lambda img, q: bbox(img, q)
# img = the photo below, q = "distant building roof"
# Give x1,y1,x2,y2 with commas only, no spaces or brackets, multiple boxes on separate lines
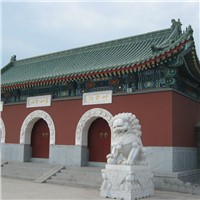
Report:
1,19,199,90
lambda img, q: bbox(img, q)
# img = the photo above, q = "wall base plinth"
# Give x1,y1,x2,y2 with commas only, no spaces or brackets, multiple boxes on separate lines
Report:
153,170,200,195
100,164,154,200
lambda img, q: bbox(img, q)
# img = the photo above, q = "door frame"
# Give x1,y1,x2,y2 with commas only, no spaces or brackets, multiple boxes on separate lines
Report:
31,118,50,159
75,108,113,146
20,110,55,162
75,108,113,165
88,117,111,163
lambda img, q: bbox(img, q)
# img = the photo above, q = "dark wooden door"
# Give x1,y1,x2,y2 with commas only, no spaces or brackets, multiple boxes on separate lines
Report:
31,119,50,158
88,118,111,162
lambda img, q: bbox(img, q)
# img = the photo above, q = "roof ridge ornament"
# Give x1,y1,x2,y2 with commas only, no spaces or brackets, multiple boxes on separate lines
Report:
10,55,17,63
186,25,193,35
171,19,182,31
151,19,182,53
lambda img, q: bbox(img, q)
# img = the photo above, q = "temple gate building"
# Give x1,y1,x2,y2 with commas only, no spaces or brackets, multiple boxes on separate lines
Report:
1,19,200,180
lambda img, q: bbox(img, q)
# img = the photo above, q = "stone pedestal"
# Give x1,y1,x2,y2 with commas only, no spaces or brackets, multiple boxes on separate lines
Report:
100,165,154,200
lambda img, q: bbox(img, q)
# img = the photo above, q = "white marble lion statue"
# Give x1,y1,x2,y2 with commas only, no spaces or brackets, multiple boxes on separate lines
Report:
106,113,146,165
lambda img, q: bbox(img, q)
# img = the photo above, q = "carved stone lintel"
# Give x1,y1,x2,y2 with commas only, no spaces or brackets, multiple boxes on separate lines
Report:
101,165,154,200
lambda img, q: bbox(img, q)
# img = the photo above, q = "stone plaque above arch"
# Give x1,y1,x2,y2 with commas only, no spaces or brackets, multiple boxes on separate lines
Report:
20,110,55,145
75,108,113,146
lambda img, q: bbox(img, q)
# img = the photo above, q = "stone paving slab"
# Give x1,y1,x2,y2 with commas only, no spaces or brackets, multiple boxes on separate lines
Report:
1,177,200,200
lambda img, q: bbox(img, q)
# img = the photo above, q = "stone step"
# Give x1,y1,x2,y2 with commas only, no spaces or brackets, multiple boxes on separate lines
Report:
63,166,102,173
53,172,102,182
1,167,49,172
50,174,102,185
58,168,102,175
45,166,103,189
1,167,54,176
2,162,54,169
0,161,58,181
1,161,103,189
1,173,37,181
1,169,51,175
2,164,50,169
1,170,47,179
2,170,51,177
46,178,101,189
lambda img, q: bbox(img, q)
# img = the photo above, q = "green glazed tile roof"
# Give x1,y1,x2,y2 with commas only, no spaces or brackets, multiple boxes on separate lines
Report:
1,19,198,89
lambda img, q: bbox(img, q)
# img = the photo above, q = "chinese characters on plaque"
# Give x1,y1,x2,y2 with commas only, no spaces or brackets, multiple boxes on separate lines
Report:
26,95,51,108
82,91,112,105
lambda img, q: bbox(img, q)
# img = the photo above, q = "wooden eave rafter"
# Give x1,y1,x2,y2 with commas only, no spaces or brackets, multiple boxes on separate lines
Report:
182,49,200,84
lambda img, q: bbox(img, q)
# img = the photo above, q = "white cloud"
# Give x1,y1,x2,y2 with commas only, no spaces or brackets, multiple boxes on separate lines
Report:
2,1,199,67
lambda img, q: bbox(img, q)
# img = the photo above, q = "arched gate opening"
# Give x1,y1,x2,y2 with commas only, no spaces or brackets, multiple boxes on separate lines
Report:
20,110,55,162
88,118,111,162
31,119,50,158
75,108,113,166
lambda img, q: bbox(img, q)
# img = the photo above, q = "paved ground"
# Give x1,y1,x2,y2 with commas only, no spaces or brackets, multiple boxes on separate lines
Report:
1,177,200,200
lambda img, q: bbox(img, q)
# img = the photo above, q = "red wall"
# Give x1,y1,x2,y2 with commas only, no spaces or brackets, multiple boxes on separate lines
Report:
107,92,173,146
172,92,200,147
3,91,199,147
2,91,174,147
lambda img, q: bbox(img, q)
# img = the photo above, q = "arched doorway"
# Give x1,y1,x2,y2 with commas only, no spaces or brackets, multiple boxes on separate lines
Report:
31,119,50,158
75,108,113,166
88,118,111,162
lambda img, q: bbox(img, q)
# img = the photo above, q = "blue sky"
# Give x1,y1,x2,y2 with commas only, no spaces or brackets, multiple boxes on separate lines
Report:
1,0,199,67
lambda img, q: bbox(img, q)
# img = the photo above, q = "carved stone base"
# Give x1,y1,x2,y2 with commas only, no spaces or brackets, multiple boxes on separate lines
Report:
100,165,154,200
